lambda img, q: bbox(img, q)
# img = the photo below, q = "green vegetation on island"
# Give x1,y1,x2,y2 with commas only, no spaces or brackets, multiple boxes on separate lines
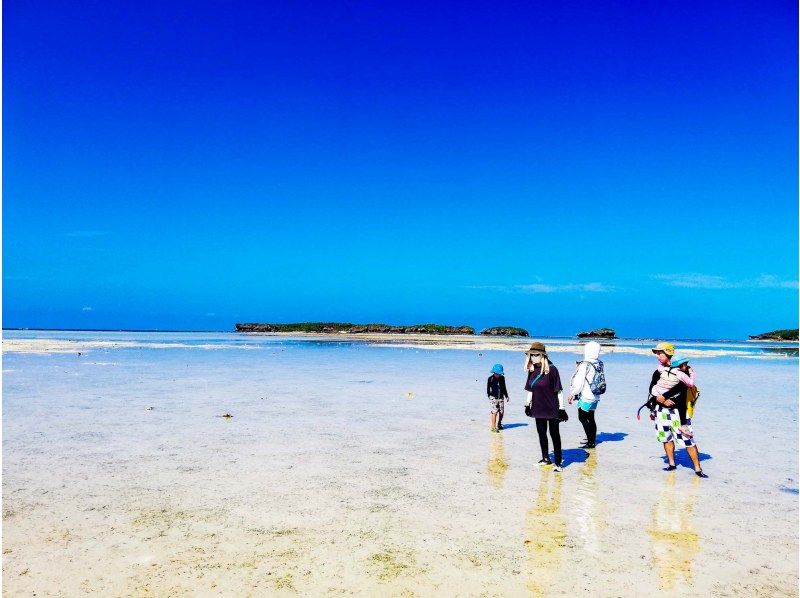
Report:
235,322,476,335
749,329,799,341
480,326,529,337
577,328,617,339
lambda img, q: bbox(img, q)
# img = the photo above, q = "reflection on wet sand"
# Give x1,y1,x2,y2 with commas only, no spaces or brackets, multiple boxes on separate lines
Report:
525,470,565,596
487,434,509,489
648,474,701,590
572,451,605,557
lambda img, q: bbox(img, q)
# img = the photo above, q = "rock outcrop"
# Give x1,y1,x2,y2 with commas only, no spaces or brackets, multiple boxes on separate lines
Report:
577,328,617,339
235,323,475,335
748,329,798,341
480,327,529,337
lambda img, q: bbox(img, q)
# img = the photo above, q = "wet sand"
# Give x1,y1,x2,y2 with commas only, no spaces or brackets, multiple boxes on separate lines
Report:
3,333,798,596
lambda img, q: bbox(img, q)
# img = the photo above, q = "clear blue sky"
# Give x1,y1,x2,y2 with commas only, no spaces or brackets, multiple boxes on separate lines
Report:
4,1,798,338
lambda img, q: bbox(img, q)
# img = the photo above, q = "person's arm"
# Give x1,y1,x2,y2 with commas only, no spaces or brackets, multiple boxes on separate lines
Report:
674,368,696,388
569,363,588,398
500,377,509,401
487,377,491,397
658,385,682,408
649,370,675,407
656,395,675,407
551,366,563,395
551,366,567,413
648,370,661,395
524,371,533,406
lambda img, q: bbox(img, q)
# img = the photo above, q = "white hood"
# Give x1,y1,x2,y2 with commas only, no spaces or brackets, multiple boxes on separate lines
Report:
583,341,601,362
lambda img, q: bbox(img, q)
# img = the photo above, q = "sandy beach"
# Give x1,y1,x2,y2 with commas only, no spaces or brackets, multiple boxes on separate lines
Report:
3,331,798,596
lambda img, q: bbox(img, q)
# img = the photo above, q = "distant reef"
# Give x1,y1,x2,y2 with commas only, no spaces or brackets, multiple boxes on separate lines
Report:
235,322,475,335
577,328,617,339
749,329,798,341
480,326,529,337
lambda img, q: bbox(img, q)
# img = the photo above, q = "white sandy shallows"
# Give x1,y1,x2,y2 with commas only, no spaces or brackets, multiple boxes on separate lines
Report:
2,332,798,596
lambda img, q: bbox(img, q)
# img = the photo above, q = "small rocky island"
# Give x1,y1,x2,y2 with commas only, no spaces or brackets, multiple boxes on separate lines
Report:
236,322,475,335
577,328,617,339
480,327,529,337
748,329,799,341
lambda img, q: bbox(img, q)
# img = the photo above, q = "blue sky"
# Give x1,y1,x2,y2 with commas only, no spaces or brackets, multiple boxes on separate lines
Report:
4,1,797,338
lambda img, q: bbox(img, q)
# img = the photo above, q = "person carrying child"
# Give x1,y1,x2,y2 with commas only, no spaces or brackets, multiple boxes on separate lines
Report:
649,343,707,478
567,341,606,448
487,363,509,432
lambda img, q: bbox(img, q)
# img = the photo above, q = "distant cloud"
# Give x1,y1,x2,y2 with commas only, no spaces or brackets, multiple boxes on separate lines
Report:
468,282,614,294
655,273,798,290
752,275,800,289
65,231,112,238
81,306,93,312
517,282,613,293
654,273,729,289
206,312,217,317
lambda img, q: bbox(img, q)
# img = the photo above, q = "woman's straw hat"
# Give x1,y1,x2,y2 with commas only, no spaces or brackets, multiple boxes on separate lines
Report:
525,341,547,355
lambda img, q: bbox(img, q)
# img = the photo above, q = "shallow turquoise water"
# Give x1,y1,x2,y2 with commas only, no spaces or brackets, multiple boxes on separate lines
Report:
2,331,798,594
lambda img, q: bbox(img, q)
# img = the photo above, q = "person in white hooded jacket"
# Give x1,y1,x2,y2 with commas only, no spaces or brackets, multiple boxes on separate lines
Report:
567,341,604,449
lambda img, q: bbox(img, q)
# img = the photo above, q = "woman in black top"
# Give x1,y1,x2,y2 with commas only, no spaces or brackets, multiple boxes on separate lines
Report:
524,341,569,471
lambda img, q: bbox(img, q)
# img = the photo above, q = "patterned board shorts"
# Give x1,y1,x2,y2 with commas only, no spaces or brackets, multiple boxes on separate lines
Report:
489,397,505,415
654,405,695,447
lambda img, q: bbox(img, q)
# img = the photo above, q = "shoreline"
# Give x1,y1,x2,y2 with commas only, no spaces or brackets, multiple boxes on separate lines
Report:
3,327,798,344
2,331,797,360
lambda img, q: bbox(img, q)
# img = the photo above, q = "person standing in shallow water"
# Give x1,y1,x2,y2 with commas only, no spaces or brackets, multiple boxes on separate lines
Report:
568,341,605,449
649,343,707,478
524,342,569,472
486,363,509,432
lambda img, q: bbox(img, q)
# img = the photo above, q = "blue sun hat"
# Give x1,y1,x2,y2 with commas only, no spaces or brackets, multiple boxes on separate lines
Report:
491,364,505,375
671,354,690,368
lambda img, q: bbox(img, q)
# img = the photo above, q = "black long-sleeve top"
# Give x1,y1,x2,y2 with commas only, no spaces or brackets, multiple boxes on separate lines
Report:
487,374,509,399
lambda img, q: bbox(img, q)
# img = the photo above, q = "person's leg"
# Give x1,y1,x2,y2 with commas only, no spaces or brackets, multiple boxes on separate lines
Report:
586,410,597,445
686,445,702,471
490,410,497,431
578,408,590,440
663,441,676,468
677,421,703,474
497,400,504,429
535,418,550,461
549,419,562,465
656,406,677,469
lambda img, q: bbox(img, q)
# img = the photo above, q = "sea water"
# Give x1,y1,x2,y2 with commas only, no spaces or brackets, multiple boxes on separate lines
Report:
2,331,798,595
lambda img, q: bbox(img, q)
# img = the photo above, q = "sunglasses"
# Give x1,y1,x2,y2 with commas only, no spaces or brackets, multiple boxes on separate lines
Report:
528,353,542,357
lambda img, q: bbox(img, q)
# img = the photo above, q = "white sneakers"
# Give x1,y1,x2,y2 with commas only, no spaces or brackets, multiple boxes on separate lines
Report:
536,458,563,472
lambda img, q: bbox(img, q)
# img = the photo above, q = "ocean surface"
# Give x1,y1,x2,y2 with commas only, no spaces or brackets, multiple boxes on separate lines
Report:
2,330,798,595
3,329,798,360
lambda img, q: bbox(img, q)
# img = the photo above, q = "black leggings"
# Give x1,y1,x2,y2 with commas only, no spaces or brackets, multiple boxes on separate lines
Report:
578,409,597,444
535,418,561,464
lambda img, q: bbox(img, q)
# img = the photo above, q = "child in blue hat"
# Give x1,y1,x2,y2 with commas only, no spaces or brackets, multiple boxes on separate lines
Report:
487,364,509,432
